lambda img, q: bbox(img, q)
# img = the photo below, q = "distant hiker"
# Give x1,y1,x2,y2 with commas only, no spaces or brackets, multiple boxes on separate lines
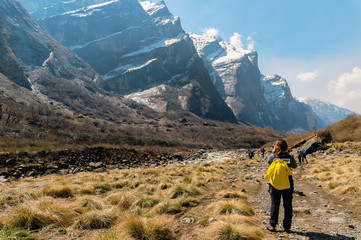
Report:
297,149,302,164
247,150,254,160
264,140,297,233
302,150,308,163
260,147,265,159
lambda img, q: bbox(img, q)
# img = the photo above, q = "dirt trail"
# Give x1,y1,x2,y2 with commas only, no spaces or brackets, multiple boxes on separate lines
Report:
252,157,361,240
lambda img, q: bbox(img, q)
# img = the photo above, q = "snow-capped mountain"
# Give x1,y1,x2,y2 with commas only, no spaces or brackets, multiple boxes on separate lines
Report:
21,0,236,123
0,0,149,121
190,32,324,132
296,97,355,126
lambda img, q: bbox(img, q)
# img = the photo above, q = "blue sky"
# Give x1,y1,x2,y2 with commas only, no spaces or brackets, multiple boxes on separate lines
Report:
164,0,361,113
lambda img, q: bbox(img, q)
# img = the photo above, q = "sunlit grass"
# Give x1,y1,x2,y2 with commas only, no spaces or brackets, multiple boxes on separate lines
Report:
0,154,268,239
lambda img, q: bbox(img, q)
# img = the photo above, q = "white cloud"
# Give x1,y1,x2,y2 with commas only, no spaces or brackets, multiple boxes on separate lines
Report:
246,36,255,50
203,27,219,37
328,67,361,111
230,32,243,49
296,71,319,82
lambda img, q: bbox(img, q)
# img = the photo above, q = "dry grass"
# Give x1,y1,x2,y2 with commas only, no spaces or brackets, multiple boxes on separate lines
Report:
207,220,264,240
0,157,269,239
75,209,118,229
118,214,176,240
208,200,255,216
303,142,361,215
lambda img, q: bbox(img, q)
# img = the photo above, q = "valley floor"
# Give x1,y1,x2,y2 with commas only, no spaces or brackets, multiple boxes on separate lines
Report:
0,148,360,239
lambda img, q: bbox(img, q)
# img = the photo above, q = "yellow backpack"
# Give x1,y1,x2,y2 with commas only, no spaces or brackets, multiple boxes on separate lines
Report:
264,159,292,190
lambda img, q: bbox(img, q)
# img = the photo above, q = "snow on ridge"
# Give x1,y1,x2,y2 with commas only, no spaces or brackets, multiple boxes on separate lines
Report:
262,74,287,87
104,58,158,80
121,32,186,58
69,26,142,50
57,0,119,18
261,75,289,104
42,51,54,67
124,58,158,73
139,0,166,15
62,0,76,3
190,32,252,65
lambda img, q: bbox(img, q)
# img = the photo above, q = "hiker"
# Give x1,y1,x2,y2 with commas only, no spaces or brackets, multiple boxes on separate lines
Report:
247,150,254,160
302,149,308,163
264,140,297,233
260,147,265,159
297,149,302,164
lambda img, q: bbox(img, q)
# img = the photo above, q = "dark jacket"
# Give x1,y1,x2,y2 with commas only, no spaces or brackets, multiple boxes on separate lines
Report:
267,153,297,169
267,153,297,191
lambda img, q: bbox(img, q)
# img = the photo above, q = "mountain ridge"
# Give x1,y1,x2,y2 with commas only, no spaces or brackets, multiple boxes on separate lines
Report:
190,31,325,133
9,0,357,133
29,0,237,123
296,96,356,127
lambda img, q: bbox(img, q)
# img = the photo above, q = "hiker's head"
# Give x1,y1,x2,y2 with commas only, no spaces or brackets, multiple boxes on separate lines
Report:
274,140,289,157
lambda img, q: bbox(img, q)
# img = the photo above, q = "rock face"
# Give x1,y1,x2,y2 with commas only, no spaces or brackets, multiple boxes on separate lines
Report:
25,0,236,122
190,33,324,132
0,0,147,120
296,97,355,126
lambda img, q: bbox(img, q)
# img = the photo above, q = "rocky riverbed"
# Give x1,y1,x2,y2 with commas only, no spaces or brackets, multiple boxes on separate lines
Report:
0,147,249,182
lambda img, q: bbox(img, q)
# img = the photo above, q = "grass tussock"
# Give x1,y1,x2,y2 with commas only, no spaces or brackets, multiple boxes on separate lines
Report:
209,201,255,216
5,206,56,230
43,185,74,198
0,155,267,239
76,209,118,229
219,191,248,200
208,221,264,240
136,198,160,208
170,185,200,199
156,202,183,215
118,214,176,240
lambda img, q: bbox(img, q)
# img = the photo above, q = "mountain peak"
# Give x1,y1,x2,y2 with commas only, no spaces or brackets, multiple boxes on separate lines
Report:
296,96,355,126
139,0,166,15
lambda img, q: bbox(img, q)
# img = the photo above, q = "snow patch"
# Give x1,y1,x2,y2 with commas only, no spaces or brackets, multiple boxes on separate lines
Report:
58,0,119,17
104,58,158,79
139,0,166,15
69,26,142,50
42,51,54,67
121,32,185,58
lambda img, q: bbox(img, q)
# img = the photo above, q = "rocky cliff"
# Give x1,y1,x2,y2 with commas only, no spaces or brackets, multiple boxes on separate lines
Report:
0,0,148,121
190,32,324,132
27,0,236,122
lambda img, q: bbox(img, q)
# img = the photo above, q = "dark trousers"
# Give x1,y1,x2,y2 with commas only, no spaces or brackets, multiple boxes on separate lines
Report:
269,185,293,229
